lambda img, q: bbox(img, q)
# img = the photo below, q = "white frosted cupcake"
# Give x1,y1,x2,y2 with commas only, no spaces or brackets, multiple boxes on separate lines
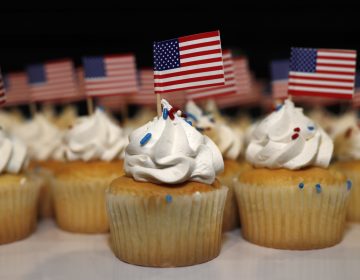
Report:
51,108,128,233
106,99,227,267
235,99,350,249
0,130,41,244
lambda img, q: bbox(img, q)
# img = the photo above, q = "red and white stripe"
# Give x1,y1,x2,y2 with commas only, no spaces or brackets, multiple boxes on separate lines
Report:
97,95,127,112
85,54,138,97
130,69,155,105
272,80,288,100
3,72,30,106
352,88,360,108
211,57,253,108
288,49,357,99
154,31,224,93
0,70,5,106
186,50,236,100
30,60,79,102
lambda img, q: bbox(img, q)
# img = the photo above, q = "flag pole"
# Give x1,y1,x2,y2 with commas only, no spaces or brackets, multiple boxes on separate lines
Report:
29,102,37,117
87,97,94,115
156,93,161,117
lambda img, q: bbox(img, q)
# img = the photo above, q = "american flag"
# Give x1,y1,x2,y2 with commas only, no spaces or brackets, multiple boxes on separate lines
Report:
271,60,289,100
153,31,225,93
27,59,78,102
186,49,236,100
83,54,138,97
0,69,5,106
288,48,357,99
3,72,30,106
211,57,253,108
353,74,360,108
130,69,155,105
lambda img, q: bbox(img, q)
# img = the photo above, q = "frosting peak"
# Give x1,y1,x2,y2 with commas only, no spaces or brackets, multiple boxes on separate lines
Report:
65,108,128,161
334,123,360,161
124,99,224,185
246,99,333,170
0,130,28,174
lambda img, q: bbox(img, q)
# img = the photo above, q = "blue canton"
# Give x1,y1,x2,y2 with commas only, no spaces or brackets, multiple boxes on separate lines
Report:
27,64,46,84
355,73,360,88
290,48,317,72
153,39,181,71
83,56,106,78
271,60,289,80
3,76,9,89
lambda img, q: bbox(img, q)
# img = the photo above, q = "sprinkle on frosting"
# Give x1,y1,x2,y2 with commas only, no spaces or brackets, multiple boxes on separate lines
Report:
308,126,315,131
140,133,152,146
275,104,283,111
163,108,168,120
298,182,304,189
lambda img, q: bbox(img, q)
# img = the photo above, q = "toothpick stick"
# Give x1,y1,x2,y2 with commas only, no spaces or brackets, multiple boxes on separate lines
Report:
156,93,161,117
87,97,94,115
29,103,37,117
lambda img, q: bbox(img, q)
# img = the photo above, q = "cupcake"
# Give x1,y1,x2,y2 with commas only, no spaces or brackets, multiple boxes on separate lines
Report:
186,100,247,231
333,121,360,222
0,130,41,244
12,114,67,218
106,99,227,267
51,108,128,233
234,99,351,249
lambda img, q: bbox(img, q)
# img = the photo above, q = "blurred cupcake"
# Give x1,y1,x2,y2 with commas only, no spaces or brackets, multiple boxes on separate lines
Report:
106,99,226,267
0,130,41,244
186,100,248,231
52,108,127,233
0,109,23,132
12,114,66,218
333,121,360,222
235,99,350,249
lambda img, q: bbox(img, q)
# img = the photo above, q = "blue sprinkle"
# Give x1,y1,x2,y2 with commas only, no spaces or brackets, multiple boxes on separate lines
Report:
186,120,192,126
298,182,304,189
315,184,321,194
165,194,172,203
209,118,215,123
186,112,198,121
140,133,152,146
163,108,168,120
347,180,352,191
275,104,283,111
97,106,105,111
308,126,315,131
196,127,204,132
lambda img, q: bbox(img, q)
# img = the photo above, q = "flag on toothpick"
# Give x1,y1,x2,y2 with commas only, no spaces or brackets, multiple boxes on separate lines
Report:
186,49,236,100
288,48,357,99
130,69,155,105
211,57,253,108
83,54,138,97
0,69,5,106
3,72,30,106
26,59,79,102
353,74,360,108
271,60,289,100
153,31,225,93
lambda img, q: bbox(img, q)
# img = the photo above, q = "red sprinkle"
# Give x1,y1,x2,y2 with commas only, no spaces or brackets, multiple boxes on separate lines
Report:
168,108,177,120
293,127,301,132
292,133,299,140
345,128,352,138
181,112,187,119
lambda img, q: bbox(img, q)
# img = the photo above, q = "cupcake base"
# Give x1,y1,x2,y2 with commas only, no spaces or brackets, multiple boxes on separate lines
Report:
52,160,124,233
0,174,41,244
234,167,350,250
106,176,227,267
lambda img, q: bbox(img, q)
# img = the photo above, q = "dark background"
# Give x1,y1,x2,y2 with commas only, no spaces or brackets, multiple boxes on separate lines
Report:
1,8,359,79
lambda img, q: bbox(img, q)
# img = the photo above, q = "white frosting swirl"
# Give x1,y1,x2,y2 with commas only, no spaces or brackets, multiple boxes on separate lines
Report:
0,130,28,174
246,99,333,169
11,114,65,161
65,108,128,161
185,101,243,160
334,123,360,161
124,99,224,185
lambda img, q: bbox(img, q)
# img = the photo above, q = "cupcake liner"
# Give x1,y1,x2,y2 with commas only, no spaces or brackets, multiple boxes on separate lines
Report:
218,175,240,232
0,176,41,244
106,186,228,267
234,181,350,250
52,176,119,233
